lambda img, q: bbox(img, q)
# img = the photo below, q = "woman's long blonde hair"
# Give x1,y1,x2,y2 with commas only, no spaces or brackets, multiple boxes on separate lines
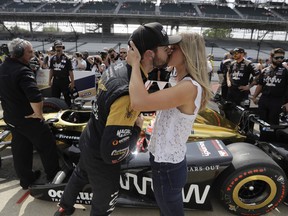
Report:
178,32,212,110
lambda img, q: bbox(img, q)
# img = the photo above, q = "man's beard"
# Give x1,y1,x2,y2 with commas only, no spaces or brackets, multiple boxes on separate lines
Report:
153,56,167,69
272,59,283,67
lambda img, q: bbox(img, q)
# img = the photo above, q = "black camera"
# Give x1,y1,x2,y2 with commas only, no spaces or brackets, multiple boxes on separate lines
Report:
0,44,9,56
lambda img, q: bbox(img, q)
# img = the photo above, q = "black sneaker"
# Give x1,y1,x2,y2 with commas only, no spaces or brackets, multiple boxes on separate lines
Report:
54,207,75,216
283,197,288,206
20,170,42,190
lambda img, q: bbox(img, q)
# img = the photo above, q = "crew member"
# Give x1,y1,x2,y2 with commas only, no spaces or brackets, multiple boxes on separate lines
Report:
252,48,288,141
0,38,59,189
227,47,259,105
48,40,74,107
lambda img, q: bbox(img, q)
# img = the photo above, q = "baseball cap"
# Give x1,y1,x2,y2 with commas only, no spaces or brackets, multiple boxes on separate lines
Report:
129,22,182,55
54,40,65,49
233,47,245,54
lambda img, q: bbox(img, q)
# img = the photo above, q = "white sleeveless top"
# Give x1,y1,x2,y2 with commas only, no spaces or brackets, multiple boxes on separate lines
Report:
148,77,202,163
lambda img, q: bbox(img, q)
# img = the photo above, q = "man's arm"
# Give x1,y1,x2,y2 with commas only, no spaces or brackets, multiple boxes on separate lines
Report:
251,85,263,105
226,67,232,87
48,69,53,86
100,95,141,164
69,70,75,89
26,101,44,120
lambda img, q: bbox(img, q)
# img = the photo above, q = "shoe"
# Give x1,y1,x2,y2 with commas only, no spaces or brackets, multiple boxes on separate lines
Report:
20,170,42,190
283,197,288,206
54,207,75,216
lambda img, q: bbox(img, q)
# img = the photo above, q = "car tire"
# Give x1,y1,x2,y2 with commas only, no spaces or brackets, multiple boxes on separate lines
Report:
216,142,287,215
43,97,69,113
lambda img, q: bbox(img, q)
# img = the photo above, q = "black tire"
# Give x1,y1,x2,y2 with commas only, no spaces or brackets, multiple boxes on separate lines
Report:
43,97,69,113
216,142,287,216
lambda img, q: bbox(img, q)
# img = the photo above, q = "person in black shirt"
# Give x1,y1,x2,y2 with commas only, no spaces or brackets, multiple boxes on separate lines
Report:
48,40,74,107
227,47,259,105
252,48,288,130
0,38,59,189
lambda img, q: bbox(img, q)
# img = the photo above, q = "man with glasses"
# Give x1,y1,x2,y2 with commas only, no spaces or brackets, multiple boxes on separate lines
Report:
119,47,127,61
252,48,288,140
227,47,259,105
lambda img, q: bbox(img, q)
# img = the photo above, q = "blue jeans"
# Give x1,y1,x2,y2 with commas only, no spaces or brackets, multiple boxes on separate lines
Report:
150,153,187,216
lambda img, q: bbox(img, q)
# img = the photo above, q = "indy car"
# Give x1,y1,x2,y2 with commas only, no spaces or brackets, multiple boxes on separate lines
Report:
1,97,288,216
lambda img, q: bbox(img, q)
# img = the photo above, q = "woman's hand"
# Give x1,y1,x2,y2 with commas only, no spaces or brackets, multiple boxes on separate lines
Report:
127,41,141,68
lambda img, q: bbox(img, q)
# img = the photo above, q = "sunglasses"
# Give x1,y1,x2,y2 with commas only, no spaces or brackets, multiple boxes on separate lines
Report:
273,56,284,60
120,52,127,54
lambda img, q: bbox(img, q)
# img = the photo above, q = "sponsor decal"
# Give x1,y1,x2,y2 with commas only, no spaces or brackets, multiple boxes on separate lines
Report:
187,165,220,172
92,103,99,120
277,175,285,184
107,191,119,213
197,142,211,157
226,168,266,192
218,150,229,157
111,147,129,156
48,189,92,204
118,136,130,144
112,140,119,146
56,134,80,140
46,173,211,206
120,173,210,204
116,129,131,138
211,140,229,157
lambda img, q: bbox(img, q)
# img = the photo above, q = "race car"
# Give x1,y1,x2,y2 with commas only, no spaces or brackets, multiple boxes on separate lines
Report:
0,98,287,216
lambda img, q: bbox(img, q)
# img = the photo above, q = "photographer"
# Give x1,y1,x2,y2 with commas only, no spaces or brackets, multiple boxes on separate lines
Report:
0,44,9,64
29,50,43,74
107,48,119,66
87,55,106,90
72,52,87,71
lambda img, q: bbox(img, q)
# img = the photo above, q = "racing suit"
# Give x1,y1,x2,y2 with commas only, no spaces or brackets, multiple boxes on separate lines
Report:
227,59,259,105
257,65,288,141
58,61,142,215
49,54,73,107
0,58,59,187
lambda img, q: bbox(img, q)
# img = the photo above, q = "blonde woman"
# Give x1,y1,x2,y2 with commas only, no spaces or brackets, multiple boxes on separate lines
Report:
127,32,211,216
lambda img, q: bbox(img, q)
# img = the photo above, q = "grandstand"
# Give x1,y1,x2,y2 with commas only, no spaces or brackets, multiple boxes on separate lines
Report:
0,0,287,61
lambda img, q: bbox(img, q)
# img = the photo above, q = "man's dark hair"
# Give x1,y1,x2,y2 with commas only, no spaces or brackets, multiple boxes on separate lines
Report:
270,48,285,57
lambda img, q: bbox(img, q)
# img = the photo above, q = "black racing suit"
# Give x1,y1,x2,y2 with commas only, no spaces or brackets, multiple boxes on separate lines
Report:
257,65,288,141
227,59,259,105
49,54,73,107
59,61,142,215
0,58,59,187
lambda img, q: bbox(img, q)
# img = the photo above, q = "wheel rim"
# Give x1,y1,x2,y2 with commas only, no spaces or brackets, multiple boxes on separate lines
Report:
232,175,277,210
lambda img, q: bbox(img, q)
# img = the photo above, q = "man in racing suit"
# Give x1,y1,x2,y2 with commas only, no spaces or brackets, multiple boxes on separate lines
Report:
252,48,288,141
227,47,259,105
0,38,59,189
54,22,181,216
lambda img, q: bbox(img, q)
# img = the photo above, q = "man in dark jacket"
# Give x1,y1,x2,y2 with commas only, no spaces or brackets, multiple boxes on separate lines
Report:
252,48,288,141
54,22,181,216
0,38,59,189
